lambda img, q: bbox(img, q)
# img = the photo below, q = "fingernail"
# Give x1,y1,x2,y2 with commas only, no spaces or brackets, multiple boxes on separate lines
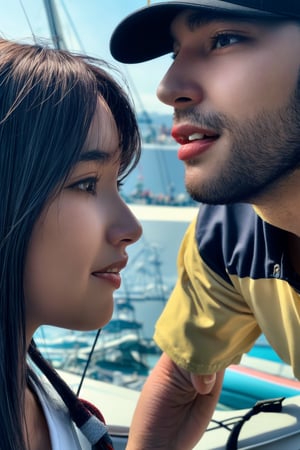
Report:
203,373,216,384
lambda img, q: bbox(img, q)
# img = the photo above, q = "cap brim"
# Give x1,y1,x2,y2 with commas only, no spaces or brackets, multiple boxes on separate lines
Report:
110,1,280,64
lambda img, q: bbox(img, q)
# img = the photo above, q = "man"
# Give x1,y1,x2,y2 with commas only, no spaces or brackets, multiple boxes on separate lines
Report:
110,1,300,448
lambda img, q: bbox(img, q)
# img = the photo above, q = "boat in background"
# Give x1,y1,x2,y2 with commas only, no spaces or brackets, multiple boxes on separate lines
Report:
221,362,300,410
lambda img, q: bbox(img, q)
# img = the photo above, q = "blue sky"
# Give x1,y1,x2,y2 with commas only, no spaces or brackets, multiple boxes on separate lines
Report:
0,0,172,114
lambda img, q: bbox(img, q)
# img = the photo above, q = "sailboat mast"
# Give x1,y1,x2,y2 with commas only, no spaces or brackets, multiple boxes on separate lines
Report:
43,0,67,50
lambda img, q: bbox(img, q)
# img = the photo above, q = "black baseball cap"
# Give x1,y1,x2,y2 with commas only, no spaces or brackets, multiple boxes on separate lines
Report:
110,0,300,63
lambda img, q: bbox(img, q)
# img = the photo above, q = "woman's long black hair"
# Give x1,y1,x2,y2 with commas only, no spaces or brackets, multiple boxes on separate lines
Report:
0,39,140,449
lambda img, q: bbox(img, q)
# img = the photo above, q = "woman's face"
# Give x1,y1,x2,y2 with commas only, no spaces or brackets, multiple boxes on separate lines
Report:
24,97,142,340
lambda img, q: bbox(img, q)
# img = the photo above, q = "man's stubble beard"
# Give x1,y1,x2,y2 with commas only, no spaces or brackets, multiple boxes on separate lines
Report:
176,79,300,205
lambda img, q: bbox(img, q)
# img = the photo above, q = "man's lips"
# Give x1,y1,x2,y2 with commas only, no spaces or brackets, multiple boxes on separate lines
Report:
172,124,219,161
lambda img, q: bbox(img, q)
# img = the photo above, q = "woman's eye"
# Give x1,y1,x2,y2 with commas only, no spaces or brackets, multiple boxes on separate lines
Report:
212,33,244,49
71,177,98,195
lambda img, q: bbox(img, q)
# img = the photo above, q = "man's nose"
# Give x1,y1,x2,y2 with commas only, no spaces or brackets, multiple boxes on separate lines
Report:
156,56,204,110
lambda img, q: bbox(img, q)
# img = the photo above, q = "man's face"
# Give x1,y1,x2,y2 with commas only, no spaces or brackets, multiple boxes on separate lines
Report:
157,11,300,204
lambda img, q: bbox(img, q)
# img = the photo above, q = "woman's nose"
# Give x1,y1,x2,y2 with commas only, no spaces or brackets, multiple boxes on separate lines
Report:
156,57,204,110
108,201,142,247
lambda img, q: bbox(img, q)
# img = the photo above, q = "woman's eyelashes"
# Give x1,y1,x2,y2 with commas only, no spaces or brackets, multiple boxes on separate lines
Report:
67,176,123,195
68,176,99,195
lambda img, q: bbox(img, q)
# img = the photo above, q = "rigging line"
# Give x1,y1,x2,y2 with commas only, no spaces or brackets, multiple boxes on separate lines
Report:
60,0,86,53
76,328,102,397
123,65,173,195
123,66,156,134
157,146,173,196
18,0,38,44
43,0,67,49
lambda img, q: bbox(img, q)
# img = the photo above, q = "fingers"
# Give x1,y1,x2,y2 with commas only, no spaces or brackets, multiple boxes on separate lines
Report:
203,373,217,385
191,372,217,394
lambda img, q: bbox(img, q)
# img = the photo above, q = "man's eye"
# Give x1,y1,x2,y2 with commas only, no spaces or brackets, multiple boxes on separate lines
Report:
171,50,179,60
171,43,180,60
71,177,98,195
212,33,244,49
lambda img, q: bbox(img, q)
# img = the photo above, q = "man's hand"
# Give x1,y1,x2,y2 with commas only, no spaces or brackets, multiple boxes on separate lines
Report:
191,372,217,394
126,352,224,450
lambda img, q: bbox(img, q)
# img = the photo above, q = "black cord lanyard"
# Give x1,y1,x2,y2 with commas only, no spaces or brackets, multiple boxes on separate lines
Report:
76,328,102,396
226,397,285,450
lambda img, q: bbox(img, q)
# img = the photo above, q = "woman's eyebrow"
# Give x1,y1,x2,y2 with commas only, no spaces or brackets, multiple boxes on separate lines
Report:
78,149,113,164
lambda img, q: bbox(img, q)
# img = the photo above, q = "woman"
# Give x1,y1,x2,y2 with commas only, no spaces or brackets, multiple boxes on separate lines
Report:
0,39,142,449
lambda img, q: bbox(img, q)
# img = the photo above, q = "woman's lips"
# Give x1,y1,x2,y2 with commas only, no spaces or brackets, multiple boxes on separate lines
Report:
172,125,219,161
92,272,121,289
91,258,127,290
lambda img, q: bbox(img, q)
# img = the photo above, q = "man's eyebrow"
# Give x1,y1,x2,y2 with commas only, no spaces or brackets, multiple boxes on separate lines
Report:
78,149,114,164
185,12,279,30
187,13,227,30
171,12,253,40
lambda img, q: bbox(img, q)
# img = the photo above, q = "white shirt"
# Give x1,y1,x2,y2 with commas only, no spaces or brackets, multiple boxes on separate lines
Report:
34,379,91,450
